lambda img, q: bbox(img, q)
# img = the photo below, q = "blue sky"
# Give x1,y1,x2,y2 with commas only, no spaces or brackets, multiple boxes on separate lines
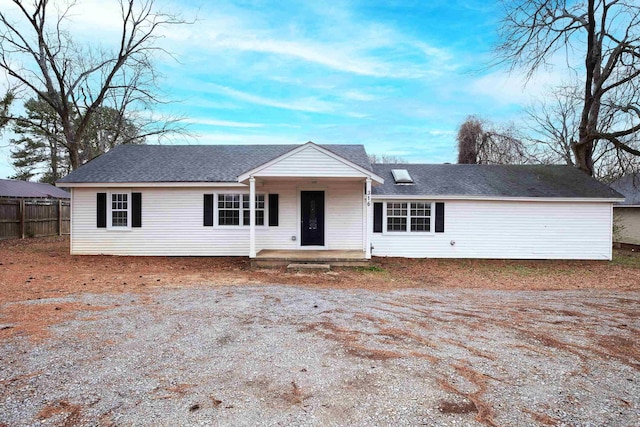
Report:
0,0,568,179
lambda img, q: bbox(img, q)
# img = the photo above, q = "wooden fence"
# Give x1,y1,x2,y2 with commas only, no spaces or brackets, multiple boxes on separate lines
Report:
0,198,70,240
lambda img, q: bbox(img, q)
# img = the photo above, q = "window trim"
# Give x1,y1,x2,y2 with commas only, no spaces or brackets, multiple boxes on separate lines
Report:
215,192,269,228
383,200,434,235
107,191,132,230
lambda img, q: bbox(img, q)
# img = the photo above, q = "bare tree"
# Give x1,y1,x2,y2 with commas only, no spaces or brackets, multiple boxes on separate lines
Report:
496,0,640,176
0,0,190,170
368,153,406,164
524,83,640,181
457,115,533,165
457,116,482,164
524,85,580,166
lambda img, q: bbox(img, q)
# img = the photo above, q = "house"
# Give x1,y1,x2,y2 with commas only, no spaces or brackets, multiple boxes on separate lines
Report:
609,174,640,247
56,142,623,260
0,178,70,200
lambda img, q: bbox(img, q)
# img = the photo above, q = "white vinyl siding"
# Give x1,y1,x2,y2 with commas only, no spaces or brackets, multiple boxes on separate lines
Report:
371,199,613,260
70,181,364,255
613,207,640,245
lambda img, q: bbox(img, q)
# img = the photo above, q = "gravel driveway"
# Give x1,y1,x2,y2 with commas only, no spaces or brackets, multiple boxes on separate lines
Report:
1,285,638,426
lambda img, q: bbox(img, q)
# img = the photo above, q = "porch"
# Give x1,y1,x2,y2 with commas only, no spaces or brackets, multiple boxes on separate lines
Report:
238,142,385,260
251,249,370,268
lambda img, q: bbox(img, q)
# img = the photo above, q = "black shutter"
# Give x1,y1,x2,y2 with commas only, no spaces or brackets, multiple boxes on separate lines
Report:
204,194,214,226
97,193,107,228
132,192,142,228
435,202,445,233
373,202,383,233
268,194,279,226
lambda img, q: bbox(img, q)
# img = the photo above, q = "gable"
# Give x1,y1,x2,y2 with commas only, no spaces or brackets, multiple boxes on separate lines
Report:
246,144,372,179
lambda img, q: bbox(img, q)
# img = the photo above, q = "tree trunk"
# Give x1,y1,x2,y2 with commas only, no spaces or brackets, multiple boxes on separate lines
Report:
50,140,58,179
572,139,594,175
575,0,597,176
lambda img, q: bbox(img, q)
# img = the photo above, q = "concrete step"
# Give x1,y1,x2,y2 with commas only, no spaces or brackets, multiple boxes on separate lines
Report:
286,263,331,272
252,259,370,268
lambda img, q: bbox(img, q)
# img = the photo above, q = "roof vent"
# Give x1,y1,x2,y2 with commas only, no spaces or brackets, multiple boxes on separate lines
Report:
391,169,413,184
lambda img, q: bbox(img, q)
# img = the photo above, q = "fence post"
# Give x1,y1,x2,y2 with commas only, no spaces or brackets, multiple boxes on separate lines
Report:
19,199,25,239
58,199,62,236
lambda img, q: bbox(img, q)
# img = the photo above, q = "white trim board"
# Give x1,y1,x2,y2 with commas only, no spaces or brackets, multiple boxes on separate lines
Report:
373,195,623,203
57,182,245,188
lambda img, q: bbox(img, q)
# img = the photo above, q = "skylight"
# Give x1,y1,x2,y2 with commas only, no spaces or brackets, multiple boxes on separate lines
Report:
391,169,413,184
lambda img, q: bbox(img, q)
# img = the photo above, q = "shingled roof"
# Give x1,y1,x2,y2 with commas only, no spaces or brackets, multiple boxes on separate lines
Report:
372,164,623,199
609,174,640,205
56,143,622,200
57,143,373,183
0,179,70,199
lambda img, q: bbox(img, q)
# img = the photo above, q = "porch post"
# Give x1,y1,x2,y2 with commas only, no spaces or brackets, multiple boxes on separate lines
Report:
249,176,256,258
365,177,372,259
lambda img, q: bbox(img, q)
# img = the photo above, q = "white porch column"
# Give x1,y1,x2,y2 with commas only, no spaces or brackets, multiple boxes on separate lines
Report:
365,177,372,259
249,176,256,258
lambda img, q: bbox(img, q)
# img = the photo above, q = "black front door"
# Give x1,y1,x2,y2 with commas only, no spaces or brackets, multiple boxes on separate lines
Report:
301,191,324,246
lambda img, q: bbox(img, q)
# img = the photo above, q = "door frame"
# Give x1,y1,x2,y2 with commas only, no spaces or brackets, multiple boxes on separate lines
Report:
297,188,327,248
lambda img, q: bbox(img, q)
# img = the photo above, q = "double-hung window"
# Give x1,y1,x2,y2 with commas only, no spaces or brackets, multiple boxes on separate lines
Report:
386,202,407,231
386,201,432,233
110,193,129,228
218,194,241,225
242,194,265,226
410,202,431,232
217,193,265,226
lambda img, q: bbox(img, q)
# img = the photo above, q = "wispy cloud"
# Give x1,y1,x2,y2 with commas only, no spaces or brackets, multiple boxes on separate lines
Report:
187,118,265,128
342,90,379,102
207,35,435,79
205,84,340,114
468,69,569,106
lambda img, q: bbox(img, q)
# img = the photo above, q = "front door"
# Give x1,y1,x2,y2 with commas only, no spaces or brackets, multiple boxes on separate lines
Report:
301,191,325,246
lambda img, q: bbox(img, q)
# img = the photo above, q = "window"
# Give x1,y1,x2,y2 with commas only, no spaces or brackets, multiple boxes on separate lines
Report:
410,202,431,232
387,202,407,231
242,194,265,226
386,201,432,233
218,193,266,226
218,194,241,225
110,193,129,227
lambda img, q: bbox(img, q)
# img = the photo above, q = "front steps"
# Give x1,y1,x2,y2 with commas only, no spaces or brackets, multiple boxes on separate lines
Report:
251,249,370,268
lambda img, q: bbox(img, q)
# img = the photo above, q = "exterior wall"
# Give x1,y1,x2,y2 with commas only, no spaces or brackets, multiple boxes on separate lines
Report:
613,207,640,245
70,181,364,255
371,199,613,260
254,145,367,178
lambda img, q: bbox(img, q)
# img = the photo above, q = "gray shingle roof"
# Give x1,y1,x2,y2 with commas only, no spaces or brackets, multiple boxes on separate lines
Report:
57,143,372,183
56,143,622,200
372,164,623,199
609,174,640,205
0,179,70,198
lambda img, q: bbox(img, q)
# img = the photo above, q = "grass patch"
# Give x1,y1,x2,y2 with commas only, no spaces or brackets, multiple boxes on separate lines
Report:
354,265,386,273
611,249,640,269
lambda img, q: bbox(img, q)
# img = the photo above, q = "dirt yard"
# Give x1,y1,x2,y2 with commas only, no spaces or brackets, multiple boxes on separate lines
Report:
0,237,639,306
0,238,639,426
